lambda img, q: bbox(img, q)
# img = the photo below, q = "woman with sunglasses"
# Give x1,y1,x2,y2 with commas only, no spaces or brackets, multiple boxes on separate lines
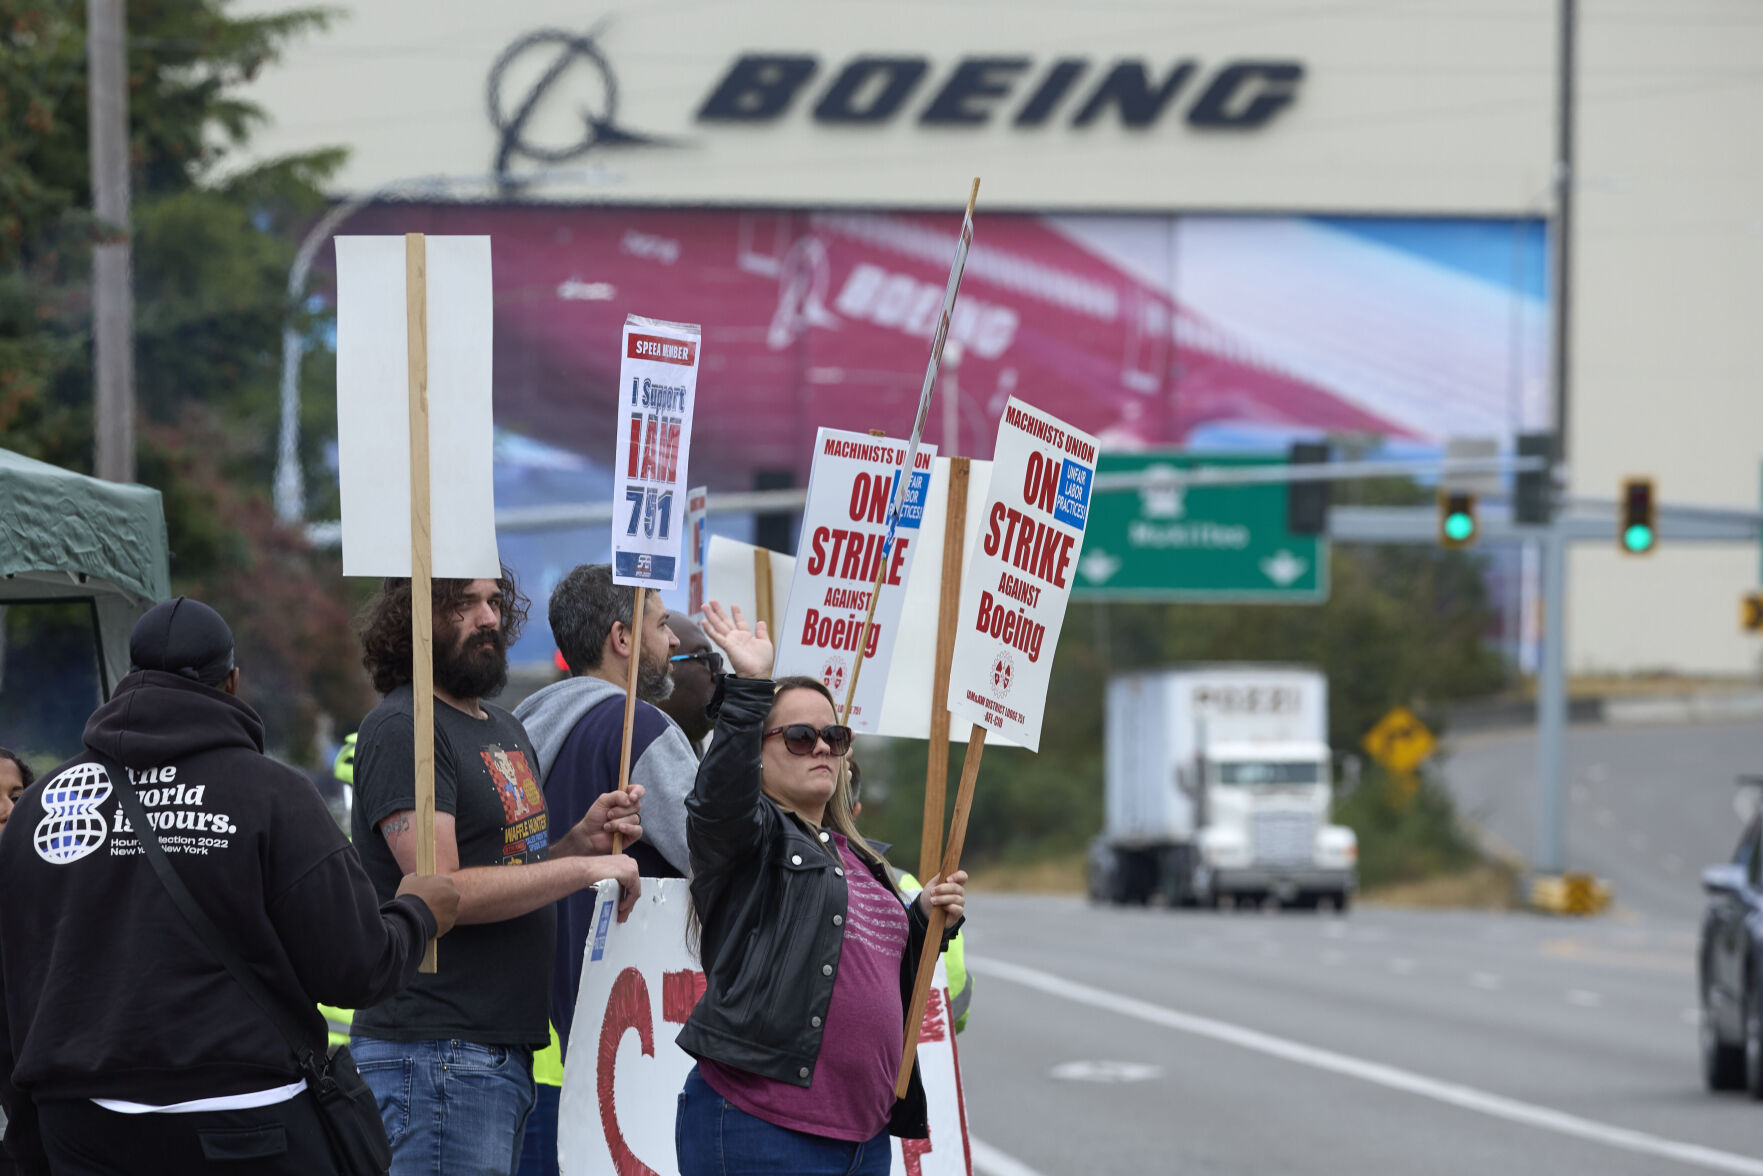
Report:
675,602,966,1176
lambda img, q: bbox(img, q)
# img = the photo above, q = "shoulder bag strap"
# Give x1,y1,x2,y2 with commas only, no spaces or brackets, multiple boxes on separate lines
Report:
99,753,321,1071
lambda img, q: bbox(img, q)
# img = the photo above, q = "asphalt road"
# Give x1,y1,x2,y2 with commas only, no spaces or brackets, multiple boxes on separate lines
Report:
957,898,1763,1176
1438,720,1763,922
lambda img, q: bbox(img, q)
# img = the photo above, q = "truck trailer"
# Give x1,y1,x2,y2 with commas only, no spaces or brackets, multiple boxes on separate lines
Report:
1090,664,1357,910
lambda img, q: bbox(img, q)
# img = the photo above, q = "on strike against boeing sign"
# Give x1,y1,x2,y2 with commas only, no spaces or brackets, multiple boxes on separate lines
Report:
611,315,700,587
773,428,936,731
945,398,1097,752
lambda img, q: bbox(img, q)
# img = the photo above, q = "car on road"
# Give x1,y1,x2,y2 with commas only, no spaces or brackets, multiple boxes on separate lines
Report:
1699,810,1762,1096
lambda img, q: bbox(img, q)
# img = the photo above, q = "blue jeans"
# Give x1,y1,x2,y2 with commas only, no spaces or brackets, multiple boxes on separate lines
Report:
676,1066,891,1176
516,1082,560,1176
352,1037,537,1176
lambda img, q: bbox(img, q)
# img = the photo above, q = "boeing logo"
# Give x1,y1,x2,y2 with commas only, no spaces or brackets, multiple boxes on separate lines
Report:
486,25,672,185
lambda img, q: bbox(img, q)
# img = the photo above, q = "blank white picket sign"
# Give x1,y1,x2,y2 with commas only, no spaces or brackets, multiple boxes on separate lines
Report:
335,235,501,579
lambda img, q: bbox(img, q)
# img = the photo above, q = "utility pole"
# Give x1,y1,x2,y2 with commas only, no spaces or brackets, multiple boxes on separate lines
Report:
1535,0,1576,875
88,0,135,483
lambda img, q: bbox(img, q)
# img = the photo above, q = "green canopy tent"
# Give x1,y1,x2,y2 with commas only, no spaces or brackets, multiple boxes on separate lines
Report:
0,448,169,697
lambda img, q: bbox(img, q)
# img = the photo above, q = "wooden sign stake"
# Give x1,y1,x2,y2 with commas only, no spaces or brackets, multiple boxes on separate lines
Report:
405,232,438,974
613,585,647,854
753,547,775,667
920,457,969,880
895,726,986,1096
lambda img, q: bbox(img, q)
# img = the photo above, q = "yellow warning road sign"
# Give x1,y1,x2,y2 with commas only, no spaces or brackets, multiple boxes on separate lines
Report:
1361,705,1437,775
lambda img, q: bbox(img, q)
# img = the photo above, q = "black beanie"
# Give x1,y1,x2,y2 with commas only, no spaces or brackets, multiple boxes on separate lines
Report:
130,597,236,687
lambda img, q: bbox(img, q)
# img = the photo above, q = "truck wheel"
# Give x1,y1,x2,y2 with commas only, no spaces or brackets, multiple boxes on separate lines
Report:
1328,890,1352,914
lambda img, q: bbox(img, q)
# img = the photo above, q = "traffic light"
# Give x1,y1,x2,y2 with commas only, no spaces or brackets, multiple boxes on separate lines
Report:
1514,432,1554,525
1286,441,1330,535
1619,477,1656,555
1438,491,1478,548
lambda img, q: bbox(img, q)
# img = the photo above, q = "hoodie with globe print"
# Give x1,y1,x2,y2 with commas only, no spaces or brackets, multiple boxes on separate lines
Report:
0,669,436,1168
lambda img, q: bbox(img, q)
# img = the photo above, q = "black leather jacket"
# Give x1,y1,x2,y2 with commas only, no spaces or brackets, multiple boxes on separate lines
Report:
676,676,958,1139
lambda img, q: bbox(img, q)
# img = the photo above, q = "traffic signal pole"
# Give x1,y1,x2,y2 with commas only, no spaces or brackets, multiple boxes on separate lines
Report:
1535,0,1576,876
1535,521,1568,873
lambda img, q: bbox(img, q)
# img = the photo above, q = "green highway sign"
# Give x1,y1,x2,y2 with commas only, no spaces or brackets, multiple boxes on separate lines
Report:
1073,452,1329,603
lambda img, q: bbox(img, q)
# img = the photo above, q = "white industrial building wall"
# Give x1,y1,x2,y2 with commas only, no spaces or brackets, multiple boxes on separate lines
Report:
1567,0,1763,675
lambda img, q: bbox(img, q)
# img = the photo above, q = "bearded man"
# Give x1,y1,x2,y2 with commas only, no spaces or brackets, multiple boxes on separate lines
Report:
349,572,644,1176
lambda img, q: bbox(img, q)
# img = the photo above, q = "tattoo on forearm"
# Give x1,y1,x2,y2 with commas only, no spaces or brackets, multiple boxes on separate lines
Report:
382,815,411,842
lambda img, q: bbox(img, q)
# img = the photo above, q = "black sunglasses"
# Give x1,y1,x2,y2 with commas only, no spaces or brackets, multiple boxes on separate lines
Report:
669,650,726,674
763,723,853,757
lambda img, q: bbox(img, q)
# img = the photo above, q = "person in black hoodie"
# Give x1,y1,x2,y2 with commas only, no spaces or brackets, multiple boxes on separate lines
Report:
0,597,460,1176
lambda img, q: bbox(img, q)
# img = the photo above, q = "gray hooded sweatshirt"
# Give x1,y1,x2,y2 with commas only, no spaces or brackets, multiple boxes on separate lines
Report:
513,676,698,876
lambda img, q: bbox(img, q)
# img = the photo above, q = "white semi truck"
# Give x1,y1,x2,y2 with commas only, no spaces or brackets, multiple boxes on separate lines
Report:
1090,664,1358,910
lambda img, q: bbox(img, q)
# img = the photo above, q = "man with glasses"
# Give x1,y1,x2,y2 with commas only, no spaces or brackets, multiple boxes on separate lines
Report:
657,614,724,751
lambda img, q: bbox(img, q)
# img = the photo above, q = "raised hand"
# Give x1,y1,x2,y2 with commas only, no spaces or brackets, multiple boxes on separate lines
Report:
702,599,774,679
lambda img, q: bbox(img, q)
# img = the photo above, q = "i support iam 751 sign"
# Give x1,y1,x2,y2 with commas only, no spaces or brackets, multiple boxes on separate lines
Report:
946,398,1097,752
611,316,700,588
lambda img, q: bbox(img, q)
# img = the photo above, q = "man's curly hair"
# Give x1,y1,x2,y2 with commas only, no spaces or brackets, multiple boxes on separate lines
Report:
356,570,530,696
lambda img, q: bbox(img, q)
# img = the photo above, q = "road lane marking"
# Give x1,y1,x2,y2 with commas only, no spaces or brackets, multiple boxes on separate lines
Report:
971,1135,1049,1176
970,955,1763,1176
1049,1060,1164,1083
1541,937,1694,976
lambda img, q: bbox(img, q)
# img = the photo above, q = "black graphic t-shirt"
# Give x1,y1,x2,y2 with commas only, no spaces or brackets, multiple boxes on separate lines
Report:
350,685,554,1046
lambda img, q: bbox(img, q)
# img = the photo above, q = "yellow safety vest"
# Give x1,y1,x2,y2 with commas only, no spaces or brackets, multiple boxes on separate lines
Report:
895,870,971,1033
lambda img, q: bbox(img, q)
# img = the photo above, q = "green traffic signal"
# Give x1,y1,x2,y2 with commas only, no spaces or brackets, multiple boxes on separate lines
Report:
1444,513,1476,542
1619,477,1657,556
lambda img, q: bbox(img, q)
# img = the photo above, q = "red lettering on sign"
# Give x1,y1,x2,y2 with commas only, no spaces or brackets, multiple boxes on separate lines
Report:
921,986,948,1044
597,967,660,1176
849,472,889,524
662,969,707,1023
1023,451,1058,515
626,416,643,478
627,333,697,365
639,417,658,481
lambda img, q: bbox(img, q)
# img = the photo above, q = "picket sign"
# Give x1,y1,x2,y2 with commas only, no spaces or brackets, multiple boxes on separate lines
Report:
335,234,501,972
896,397,1098,1095
944,397,1098,753
610,316,701,590
334,235,499,580
772,430,936,732
608,315,701,849
558,879,971,1176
